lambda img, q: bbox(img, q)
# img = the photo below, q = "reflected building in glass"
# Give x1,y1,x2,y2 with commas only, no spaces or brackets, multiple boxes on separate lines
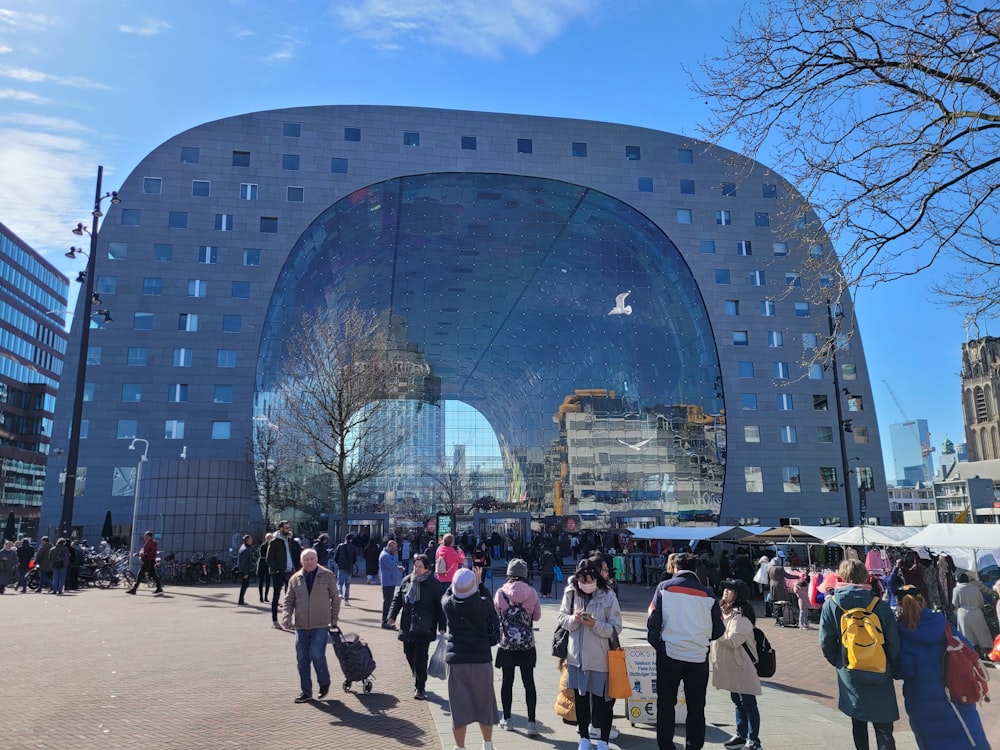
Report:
40,106,889,552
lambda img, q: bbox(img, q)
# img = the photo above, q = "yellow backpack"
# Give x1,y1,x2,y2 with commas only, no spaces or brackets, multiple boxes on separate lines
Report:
840,597,886,673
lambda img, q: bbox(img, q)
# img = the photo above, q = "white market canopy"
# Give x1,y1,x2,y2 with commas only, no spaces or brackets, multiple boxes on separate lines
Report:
824,525,920,547
734,525,844,545
904,523,1000,550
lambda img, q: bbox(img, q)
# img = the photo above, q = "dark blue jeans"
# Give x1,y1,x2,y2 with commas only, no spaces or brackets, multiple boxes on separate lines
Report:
731,692,760,743
295,628,331,696
656,650,709,750
271,572,287,621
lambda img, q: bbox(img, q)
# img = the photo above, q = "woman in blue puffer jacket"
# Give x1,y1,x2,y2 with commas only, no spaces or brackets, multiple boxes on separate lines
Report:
895,585,990,749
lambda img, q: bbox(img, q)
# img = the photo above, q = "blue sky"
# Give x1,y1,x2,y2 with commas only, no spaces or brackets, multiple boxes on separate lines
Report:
0,0,974,482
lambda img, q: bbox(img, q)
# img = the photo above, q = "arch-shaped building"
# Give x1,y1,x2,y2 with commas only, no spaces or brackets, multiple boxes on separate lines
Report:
40,106,888,553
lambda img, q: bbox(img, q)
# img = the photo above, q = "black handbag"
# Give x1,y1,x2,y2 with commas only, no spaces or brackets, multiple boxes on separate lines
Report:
552,591,574,658
408,607,434,637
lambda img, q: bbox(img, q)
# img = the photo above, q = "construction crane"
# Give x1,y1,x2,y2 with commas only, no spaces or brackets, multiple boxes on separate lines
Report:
882,380,934,479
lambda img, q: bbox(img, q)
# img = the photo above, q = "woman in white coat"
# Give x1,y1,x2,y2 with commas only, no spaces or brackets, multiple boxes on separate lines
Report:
711,579,762,750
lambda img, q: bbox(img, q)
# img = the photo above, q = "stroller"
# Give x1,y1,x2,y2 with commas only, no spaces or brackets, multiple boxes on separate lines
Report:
329,626,376,693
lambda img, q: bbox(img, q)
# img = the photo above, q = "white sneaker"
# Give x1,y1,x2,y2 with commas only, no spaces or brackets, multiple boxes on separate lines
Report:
577,739,592,750
498,717,511,730
588,726,620,740
596,742,609,750
526,721,539,737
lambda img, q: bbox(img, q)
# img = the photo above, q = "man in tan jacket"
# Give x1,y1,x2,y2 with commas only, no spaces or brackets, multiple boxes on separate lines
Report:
281,548,341,702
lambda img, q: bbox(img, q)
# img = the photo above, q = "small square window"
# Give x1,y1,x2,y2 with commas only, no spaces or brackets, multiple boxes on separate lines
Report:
625,145,641,160
716,210,731,225
96,276,116,294
808,364,824,380
133,312,153,330
571,142,588,157
164,420,185,440
240,183,258,200
168,384,188,403
677,209,693,224
461,136,477,150
142,177,162,194
260,217,278,233
794,302,810,317
173,348,192,367
780,426,797,444
772,242,788,256
810,244,824,257
192,180,210,197
344,127,361,142
637,178,653,192
716,269,731,284
283,122,301,137
768,330,783,347
817,426,834,443
754,212,770,227
778,393,794,410
820,275,833,288
819,467,839,493
281,154,300,170
127,347,147,366
722,182,737,196
154,244,173,262
737,240,752,256
853,427,870,444
403,131,420,146
83,383,95,401
733,331,749,346
842,363,858,380
217,349,236,368
198,246,218,264
813,394,829,411
774,362,790,379
762,183,777,199
782,466,801,491
168,211,187,229
679,179,695,195
677,148,693,163
287,186,304,202
121,209,141,226
180,146,200,164
724,300,739,316
232,150,251,167
121,384,142,402
745,467,764,493
188,280,207,297
330,158,348,174
178,313,198,332
848,394,864,412
742,393,758,410
231,281,250,299
117,419,138,439
786,272,801,287
87,346,102,365
243,248,261,266
699,240,715,254
802,332,818,348
213,384,233,403
211,421,232,440
517,138,533,154
761,300,776,317
222,315,242,333
744,426,761,443
738,361,754,378
107,242,127,260
142,278,162,295
750,270,766,286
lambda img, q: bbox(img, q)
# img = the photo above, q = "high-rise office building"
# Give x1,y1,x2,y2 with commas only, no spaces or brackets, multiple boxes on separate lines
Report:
889,419,935,485
0,221,69,538
39,106,889,554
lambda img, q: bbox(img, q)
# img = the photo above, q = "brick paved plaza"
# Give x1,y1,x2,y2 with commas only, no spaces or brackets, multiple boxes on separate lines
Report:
3,574,995,749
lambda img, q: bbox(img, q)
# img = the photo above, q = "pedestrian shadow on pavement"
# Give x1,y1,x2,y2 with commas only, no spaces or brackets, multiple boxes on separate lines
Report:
311,694,431,741
764,681,834,700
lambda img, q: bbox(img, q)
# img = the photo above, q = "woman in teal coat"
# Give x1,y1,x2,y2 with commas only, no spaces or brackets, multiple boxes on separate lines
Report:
895,585,990,749
819,559,901,750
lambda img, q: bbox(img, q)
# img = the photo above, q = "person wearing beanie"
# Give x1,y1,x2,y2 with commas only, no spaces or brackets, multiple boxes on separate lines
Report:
494,558,542,735
712,579,763,750
443,566,499,750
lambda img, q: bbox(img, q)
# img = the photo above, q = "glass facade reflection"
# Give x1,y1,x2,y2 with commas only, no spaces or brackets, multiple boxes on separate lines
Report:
258,173,724,519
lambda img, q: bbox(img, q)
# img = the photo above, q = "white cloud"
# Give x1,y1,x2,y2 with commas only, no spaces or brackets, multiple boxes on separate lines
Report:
0,88,50,103
118,18,171,36
336,0,602,59
259,34,301,63
0,112,89,132
0,128,94,262
0,44,12,54
0,9,56,32
0,64,112,90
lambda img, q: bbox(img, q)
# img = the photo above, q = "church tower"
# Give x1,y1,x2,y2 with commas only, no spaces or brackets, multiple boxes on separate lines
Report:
961,336,1000,460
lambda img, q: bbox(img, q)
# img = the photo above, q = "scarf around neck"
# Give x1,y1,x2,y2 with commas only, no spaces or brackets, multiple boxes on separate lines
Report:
406,570,433,605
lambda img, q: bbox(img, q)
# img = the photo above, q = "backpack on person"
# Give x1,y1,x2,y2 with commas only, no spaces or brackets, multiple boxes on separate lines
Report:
742,625,777,678
435,554,448,577
498,592,534,651
839,596,887,674
943,622,990,706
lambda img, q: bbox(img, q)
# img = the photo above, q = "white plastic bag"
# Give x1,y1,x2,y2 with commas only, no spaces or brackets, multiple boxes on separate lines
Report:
427,634,447,680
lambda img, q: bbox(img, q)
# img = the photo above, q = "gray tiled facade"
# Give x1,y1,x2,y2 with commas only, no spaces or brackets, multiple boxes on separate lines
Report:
40,106,889,551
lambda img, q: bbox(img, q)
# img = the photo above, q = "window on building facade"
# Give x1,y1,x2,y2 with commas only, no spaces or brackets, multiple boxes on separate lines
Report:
737,240,752,256
198,246,218,264
164,420,185,439
233,151,250,167
625,145,641,160
700,240,715,254
724,300,739,316
331,158,348,174
783,466,801,491
744,425,761,442
819,467,838,492
192,180,210,197
180,147,199,164
716,209,732,225
817,426,833,443
677,209,693,224
738,361,754,378
745,466,764,492
716,269,731,284
461,136,477,150
188,280,207,297
212,421,232,439
733,330,749,345
168,211,187,229
813,394,829,410
117,419,138,439
780,426,797,443
127,347,147,366
168,384,188,402
133,313,153,330
572,142,588,157
154,244,173,262
403,131,420,146
213,384,233,403
742,393,758,410
761,300,776,317
517,138,532,154
173,348,193,367
722,182,737,196
282,154,300,170
143,177,162,194
754,212,770,227
240,183,258,200
344,127,361,141
777,393,794,410
767,331,783,347
283,122,301,137
243,248,261,266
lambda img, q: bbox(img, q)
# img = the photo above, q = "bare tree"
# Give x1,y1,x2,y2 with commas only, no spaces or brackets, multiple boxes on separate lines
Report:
246,418,285,530
692,0,1000,321
275,305,405,532
422,457,467,516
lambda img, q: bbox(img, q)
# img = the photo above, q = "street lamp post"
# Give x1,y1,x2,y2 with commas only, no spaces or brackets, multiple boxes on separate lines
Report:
826,300,856,527
129,437,149,563
57,166,119,539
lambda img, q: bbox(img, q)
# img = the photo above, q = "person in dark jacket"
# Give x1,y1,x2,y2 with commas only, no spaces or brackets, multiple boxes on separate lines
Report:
387,553,445,700
33,536,53,592
647,552,724,750
538,547,557,598
332,533,358,605
313,533,330,568
266,521,302,627
16,538,34,593
236,535,254,606
819,559,900,750
49,538,71,595
895,585,991,750
364,538,381,584
257,533,272,603
442,567,499,750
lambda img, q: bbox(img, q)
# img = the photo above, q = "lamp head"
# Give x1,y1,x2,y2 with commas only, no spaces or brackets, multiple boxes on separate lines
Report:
110,191,121,204
72,223,86,236
75,271,87,284
66,247,85,259
91,292,102,305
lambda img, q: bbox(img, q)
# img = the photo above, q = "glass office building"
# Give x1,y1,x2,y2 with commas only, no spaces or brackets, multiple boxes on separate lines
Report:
40,106,889,554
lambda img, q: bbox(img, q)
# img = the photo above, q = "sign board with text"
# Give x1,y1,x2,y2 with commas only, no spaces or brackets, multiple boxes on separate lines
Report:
624,644,685,725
